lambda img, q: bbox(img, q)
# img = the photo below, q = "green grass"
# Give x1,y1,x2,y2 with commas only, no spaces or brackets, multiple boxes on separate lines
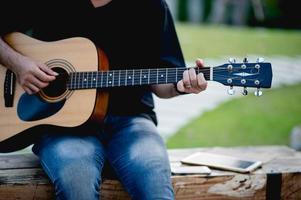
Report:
166,83,301,148
176,24,301,60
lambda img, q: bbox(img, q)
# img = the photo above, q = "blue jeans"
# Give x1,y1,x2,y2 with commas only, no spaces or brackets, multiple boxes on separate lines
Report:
32,115,174,200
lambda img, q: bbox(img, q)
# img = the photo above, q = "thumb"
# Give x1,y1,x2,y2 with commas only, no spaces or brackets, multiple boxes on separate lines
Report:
177,80,186,92
196,58,205,68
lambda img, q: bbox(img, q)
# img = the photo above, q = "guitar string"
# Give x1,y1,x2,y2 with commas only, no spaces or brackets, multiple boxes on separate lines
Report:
67,77,261,89
66,73,260,87
64,66,263,88
64,65,260,75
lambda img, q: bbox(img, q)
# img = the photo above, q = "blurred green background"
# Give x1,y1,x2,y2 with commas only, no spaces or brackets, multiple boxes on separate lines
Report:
164,0,301,149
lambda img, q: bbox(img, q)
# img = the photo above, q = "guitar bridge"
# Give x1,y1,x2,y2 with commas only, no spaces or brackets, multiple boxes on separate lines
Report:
3,69,16,107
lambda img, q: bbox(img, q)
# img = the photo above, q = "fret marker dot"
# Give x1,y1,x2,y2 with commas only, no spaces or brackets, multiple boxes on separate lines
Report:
109,81,112,84
161,75,164,77
129,76,132,79
143,75,147,78
109,74,112,76
84,78,87,81
93,78,96,81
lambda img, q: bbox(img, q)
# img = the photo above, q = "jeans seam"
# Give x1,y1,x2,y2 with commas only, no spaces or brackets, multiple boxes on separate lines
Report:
39,157,56,182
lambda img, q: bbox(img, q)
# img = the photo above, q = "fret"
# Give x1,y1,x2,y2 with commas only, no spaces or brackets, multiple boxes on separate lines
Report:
175,68,178,83
112,70,118,87
120,70,126,87
95,72,98,88
118,70,121,87
82,72,85,88
139,69,142,85
177,68,185,82
92,72,97,88
88,72,91,88
100,71,103,88
83,72,86,88
111,71,114,87
105,71,109,87
158,68,166,84
76,72,79,89
125,70,128,86
133,69,141,86
149,69,158,85
166,68,175,84
148,68,150,84
102,71,107,88
141,69,149,85
89,72,92,88
82,72,85,89
165,68,168,83
156,69,158,84
79,72,84,89
126,70,134,86
81,72,85,89
85,72,88,88
86,72,89,89
89,72,94,88
106,71,111,87
78,72,81,89
132,69,134,86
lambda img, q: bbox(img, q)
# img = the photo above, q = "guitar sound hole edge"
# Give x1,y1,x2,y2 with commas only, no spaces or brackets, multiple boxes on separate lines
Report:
39,59,75,103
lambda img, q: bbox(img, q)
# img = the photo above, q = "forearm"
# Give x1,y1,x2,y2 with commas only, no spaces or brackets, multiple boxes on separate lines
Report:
0,37,23,72
151,84,180,99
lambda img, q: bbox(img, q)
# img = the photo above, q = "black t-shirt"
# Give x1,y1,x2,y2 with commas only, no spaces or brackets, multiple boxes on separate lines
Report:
1,0,185,125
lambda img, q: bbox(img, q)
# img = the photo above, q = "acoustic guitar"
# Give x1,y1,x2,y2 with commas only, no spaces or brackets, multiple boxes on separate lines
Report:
0,32,273,152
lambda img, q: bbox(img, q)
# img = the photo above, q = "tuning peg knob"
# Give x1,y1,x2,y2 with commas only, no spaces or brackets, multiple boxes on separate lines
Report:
256,57,265,63
242,87,248,96
228,58,236,64
254,88,263,97
243,57,249,63
227,86,235,95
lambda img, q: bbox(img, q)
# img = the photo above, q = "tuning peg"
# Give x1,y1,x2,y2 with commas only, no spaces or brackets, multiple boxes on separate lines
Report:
227,86,235,95
243,57,249,63
228,58,236,64
256,57,265,63
242,87,248,96
254,88,263,97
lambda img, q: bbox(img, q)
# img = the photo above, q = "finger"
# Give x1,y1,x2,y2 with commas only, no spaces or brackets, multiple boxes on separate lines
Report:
176,80,186,92
182,70,191,89
31,77,49,89
34,68,56,82
188,68,197,88
39,64,59,76
197,73,208,91
196,58,205,68
27,83,40,94
23,86,33,95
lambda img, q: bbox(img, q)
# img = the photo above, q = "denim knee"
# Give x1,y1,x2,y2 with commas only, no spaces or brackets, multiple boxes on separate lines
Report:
107,125,174,200
33,134,105,200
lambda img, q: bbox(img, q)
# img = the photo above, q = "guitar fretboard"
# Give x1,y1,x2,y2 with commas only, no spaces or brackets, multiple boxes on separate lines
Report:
67,67,211,90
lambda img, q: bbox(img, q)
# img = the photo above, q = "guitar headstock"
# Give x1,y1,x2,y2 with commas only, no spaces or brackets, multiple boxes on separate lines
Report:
213,58,273,96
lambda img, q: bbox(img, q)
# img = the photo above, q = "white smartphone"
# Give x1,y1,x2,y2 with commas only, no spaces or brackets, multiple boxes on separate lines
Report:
171,165,211,175
180,152,262,173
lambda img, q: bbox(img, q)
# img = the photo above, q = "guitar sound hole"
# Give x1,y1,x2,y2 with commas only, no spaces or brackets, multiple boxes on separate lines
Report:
42,67,68,98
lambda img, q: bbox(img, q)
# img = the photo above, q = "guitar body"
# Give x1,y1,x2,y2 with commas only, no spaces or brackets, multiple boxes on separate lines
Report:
0,33,108,152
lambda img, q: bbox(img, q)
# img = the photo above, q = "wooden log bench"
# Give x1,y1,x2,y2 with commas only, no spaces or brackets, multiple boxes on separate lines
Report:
1,145,301,200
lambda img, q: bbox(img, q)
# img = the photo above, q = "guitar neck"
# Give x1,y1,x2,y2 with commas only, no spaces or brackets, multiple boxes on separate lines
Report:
67,67,212,90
